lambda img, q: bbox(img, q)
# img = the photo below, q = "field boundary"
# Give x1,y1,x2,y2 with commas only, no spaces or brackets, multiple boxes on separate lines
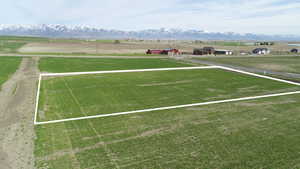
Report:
40,66,219,77
34,66,300,125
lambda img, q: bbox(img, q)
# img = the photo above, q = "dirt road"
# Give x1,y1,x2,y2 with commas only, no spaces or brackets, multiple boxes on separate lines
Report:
0,57,39,169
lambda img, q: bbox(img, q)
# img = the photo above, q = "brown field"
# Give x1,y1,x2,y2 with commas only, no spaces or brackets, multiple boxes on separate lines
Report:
18,40,298,55
18,41,194,54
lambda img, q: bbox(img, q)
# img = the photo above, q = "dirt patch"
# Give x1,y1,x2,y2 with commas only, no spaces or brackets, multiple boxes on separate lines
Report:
139,128,163,137
0,57,39,169
256,63,294,72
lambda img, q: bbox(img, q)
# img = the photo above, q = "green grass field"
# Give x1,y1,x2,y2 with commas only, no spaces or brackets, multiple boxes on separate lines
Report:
198,56,300,74
35,90,300,169
0,36,49,42
37,68,299,122
35,57,300,169
0,56,22,88
0,41,26,53
0,36,50,53
39,57,194,73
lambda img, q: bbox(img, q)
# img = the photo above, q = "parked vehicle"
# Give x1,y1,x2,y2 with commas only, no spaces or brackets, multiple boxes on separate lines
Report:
291,48,299,53
252,48,270,55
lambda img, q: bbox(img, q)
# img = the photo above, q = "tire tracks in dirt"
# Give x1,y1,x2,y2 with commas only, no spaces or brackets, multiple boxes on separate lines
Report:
0,57,39,169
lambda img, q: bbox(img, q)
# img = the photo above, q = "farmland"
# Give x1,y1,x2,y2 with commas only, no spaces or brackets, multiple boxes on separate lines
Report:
38,57,195,73
35,90,300,169
18,41,185,54
0,56,22,88
34,56,300,168
17,39,299,56
198,56,300,74
0,41,26,53
37,68,299,122
0,36,300,169
0,36,49,53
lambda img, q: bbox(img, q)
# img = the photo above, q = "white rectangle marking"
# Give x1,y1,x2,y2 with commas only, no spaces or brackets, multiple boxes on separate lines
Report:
34,65,300,125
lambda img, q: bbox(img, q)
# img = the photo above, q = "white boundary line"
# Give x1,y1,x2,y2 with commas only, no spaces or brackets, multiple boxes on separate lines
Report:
35,90,300,125
34,66,300,125
34,74,42,124
217,66,300,86
34,66,216,124
41,66,219,77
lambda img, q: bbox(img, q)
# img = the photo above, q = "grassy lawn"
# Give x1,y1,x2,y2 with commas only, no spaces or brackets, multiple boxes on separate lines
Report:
0,56,22,88
35,93,300,169
39,57,194,73
197,56,300,74
37,68,299,122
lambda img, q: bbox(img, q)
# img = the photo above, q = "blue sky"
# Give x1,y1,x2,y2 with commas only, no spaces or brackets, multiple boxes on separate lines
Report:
1,0,300,35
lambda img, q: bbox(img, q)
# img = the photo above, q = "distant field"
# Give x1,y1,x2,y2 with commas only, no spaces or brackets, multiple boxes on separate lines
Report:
0,36,49,42
0,36,49,53
205,41,248,46
0,36,119,44
35,71,300,168
0,41,26,53
0,56,22,88
22,52,163,57
39,57,194,73
18,41,176,54
198,56,300,74
0,35,297,55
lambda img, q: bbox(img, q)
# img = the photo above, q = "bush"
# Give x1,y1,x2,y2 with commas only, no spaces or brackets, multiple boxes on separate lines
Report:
114,40,121,44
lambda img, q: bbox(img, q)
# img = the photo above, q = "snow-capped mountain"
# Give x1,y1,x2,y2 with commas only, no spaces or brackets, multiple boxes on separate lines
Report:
0,24,299,41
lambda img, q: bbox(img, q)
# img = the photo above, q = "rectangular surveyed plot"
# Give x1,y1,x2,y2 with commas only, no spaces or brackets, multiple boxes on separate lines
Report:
38,68,299,122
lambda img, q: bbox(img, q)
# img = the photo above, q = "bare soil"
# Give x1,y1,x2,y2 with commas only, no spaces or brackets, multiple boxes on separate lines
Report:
19,41,192,54
0,57,39,169
18,41,296,55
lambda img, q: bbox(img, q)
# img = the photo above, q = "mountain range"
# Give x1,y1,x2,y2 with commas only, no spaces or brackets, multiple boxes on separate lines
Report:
0,24,299,41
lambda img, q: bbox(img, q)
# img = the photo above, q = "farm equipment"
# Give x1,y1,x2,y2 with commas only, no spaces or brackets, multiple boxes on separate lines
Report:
146,48,180,55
